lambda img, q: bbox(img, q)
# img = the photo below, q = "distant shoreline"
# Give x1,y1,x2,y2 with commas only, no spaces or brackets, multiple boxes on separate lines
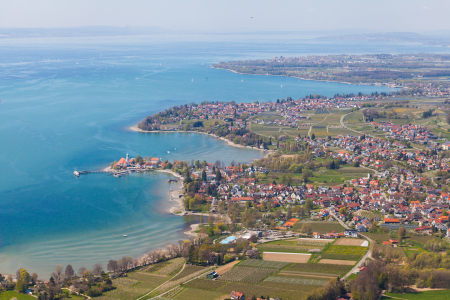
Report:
212,66,403,88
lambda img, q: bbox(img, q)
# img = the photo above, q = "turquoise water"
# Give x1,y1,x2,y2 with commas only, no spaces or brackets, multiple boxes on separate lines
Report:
0,35,443,277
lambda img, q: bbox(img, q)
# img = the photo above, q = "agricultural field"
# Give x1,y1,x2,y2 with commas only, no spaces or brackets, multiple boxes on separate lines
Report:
364,232,391,243
262,252,311,263
170,265,205,281
264,275,328,286
355,210,384,220
219,266,276,284
292,221,345,234
173,288,224,300
103,272,168,300
0,291,36,300
334,238,367,246
318,259,356,265
283,263,353,276
324,245,367,256
216,282,318,300
319,253,361,261
382,290,450,300
257,241,322,253
297,238,334,246
238,259,290,269
184,278,228,291
146,257,185,276
215,260,240,274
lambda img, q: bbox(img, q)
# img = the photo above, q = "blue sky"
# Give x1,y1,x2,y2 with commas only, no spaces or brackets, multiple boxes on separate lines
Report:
0,0,449,32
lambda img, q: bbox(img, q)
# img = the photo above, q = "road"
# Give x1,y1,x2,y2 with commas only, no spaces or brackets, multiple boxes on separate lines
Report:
331,212,374,280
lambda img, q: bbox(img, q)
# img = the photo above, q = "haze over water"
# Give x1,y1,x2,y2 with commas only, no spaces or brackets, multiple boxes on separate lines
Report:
0,34,443,277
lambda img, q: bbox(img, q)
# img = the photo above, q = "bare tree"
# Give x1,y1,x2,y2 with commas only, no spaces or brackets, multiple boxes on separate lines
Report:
107,260,119,273
92,263,103,276
65,265,75,278
118,257,132,271
77,267,87,278
54,265,64,281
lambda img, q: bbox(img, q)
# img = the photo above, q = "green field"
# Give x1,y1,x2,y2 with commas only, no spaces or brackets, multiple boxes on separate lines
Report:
0,291,36,300
219,266,276,284
216,282,318,300
238,259,290,269
170,265,206,281
173,288,224,300
382,290,450,300
283,263,353,276
184,279,228,291
103,272,168,300
364,233,391,243
325,245,367,256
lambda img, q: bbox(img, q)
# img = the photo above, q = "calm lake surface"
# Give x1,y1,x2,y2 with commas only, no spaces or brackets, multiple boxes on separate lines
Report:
0,34,446,277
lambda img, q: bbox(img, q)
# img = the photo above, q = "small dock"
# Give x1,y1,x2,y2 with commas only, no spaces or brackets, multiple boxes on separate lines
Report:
168,179,178,183
74,168,153,178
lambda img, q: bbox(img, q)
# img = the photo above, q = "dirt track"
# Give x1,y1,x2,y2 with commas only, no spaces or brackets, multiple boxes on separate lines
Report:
215,260,240,274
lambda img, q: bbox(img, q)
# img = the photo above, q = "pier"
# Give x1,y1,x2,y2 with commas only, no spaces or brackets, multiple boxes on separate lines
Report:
74,168,153,178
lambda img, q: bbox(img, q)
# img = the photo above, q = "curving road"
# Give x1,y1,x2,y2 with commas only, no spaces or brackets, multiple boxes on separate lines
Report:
331,212,374,280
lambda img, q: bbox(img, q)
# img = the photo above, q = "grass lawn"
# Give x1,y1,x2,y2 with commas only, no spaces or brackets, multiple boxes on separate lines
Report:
0,291,36,300
170,265,206,281
382,290,450,300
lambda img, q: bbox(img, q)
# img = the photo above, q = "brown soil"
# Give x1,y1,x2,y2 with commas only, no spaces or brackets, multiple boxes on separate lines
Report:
263,252,311,263
334,238,365,246
215,260,240,275
319,259,356,265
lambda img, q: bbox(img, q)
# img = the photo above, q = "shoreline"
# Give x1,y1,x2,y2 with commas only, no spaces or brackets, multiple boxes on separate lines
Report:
212,66,403,88
128,125,273,158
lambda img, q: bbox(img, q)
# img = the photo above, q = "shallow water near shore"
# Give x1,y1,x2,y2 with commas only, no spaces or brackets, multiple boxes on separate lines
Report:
0,34,443,277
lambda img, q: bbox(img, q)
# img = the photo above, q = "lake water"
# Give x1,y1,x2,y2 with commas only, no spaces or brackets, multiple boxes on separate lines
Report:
0,34,446,277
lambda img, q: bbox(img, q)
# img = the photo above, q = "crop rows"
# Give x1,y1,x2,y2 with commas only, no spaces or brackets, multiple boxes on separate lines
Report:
238,259,290,269
158,257,185,275
265,276,329,286
219,266,275,284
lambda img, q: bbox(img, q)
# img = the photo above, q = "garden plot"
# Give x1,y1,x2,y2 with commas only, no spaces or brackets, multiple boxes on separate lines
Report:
263,252,311,263
319,259,356,265
334,238,367,246
238,259,290,269
219,266,275,284
264,276,329,286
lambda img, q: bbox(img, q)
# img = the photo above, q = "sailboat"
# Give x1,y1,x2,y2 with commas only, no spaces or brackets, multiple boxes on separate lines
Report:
74,168,80,177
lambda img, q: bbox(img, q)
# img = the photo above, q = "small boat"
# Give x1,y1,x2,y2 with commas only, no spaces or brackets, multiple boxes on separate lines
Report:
74,168,80,177
174,148,176,151
114,173,121,178
167,151,170,154
123,235,128,237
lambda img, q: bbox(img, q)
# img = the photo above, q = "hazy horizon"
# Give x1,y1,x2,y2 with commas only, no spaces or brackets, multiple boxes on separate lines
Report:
1,0,449,33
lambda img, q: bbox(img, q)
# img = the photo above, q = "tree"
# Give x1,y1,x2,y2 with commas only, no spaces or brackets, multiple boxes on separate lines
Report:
31,273,38,285
118,256,132,271
54,265,64,281
20,269,31,283
78,267,87,278
82,270,93,280
311,133,316,140
65,265,74,278
300,223,313,235
398,227,406,241
201,170,207,182
107,260,119,273
92,263,104,276
339,207,347,215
